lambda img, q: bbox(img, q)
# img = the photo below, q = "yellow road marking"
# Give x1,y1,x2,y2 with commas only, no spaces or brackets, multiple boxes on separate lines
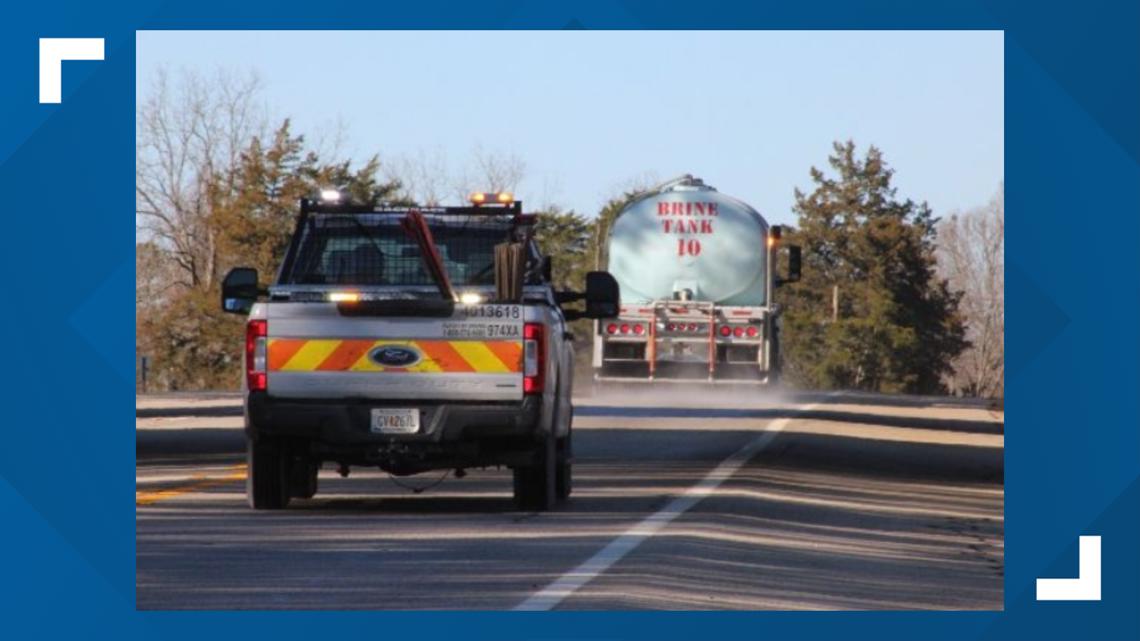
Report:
135,464,247,506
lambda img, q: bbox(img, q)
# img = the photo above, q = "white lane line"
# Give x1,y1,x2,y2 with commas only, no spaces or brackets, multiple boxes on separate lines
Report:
514,398,829,611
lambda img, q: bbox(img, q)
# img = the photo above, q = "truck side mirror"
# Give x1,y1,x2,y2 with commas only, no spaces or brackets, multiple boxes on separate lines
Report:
221,267,261,314
786,245,802,283
540,255,553,282
583,271,620,319
558,271,620,320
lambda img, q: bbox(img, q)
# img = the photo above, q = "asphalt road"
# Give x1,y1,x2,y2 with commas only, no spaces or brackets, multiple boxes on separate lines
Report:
136,389,1003,610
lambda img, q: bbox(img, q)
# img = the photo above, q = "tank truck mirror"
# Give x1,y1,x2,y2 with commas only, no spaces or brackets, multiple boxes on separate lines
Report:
583,271,620,319
781,246,803,285
221,267,262,314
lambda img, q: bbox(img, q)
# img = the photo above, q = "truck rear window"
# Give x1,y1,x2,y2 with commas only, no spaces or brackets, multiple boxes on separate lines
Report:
281,214,513,287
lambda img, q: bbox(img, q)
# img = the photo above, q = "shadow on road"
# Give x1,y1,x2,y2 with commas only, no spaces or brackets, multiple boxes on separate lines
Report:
137,423,1003,609
576,405,1003,434
137,405,242,419
138,400,1002,461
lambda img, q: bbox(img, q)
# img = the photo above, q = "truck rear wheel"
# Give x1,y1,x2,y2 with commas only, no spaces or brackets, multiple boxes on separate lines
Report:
556,422,572,500
513,435,556,511
288,456,319,500
247,436,290,509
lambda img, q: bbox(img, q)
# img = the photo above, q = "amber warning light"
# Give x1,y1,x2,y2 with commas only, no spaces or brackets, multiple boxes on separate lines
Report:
470,191,513,205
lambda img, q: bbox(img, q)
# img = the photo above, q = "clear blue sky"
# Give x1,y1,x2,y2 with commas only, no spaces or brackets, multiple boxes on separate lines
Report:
137,31,1003,225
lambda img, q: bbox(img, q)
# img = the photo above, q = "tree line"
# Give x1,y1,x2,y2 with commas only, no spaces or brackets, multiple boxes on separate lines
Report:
137,70,1002,397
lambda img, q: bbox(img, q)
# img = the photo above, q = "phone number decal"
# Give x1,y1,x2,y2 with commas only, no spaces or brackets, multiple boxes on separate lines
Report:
442,323,521,339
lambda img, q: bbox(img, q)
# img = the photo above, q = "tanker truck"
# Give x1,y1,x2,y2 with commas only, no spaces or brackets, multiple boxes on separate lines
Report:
593,175,800,383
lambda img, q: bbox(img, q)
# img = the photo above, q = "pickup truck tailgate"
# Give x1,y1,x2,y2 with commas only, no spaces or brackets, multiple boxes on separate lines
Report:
265,302,524,401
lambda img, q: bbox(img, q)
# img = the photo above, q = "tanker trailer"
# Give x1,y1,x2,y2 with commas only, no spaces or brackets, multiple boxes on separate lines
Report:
593,175,800,383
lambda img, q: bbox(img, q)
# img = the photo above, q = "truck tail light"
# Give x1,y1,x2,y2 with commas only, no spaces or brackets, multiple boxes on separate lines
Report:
746,325,760,338
733,326,745,338
523,322,545,394
246,319,267,391
605,323,617,335
632,323,645,335
719,325,732,337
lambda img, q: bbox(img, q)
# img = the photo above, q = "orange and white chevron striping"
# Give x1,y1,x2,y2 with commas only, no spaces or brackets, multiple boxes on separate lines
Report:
267,339,522,374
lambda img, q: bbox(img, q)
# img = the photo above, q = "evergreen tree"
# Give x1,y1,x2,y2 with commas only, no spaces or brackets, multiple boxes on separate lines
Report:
210,120,403,280
139,120,403,389
781,141,966,393
533,206,592,292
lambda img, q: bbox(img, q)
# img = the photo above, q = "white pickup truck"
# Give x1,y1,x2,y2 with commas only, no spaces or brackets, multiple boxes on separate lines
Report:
220,193,619,510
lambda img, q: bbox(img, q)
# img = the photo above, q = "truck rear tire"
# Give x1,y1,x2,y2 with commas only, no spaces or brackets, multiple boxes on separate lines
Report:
289,456,319,500
513,435,556,511
247,436,290,509
768,323,781,384
555,425,572,500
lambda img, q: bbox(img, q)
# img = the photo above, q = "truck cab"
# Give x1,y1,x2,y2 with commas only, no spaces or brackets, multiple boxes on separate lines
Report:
221,192,619,510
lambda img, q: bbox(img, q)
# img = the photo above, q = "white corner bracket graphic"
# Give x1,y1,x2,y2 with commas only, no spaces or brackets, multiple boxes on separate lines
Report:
39,38,104,104
1036,535,1102,601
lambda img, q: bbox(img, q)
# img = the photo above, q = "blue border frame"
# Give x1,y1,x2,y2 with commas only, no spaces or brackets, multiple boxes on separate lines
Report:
2,2,1138,639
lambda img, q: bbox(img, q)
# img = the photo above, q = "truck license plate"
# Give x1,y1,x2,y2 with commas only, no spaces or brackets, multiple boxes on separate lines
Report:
371,408,420,434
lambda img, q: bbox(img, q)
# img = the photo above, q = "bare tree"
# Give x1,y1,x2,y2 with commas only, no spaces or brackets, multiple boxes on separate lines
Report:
938,183,1004,397
135,240,179,312
136,67,266,291
450,144,527,202
383,146,452,206
384,144,528,206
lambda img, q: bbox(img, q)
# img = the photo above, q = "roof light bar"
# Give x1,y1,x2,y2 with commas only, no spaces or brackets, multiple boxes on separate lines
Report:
470,191,514,206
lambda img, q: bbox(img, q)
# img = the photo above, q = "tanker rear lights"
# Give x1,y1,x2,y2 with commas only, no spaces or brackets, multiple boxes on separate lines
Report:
663,323,706,333
604,323,645,336
716,324,761,338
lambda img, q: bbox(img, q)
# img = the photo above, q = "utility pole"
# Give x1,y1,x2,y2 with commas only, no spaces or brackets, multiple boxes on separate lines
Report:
832,284,839,322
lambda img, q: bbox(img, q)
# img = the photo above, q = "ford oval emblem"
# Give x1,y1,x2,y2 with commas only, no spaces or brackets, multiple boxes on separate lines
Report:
369,345,422,368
